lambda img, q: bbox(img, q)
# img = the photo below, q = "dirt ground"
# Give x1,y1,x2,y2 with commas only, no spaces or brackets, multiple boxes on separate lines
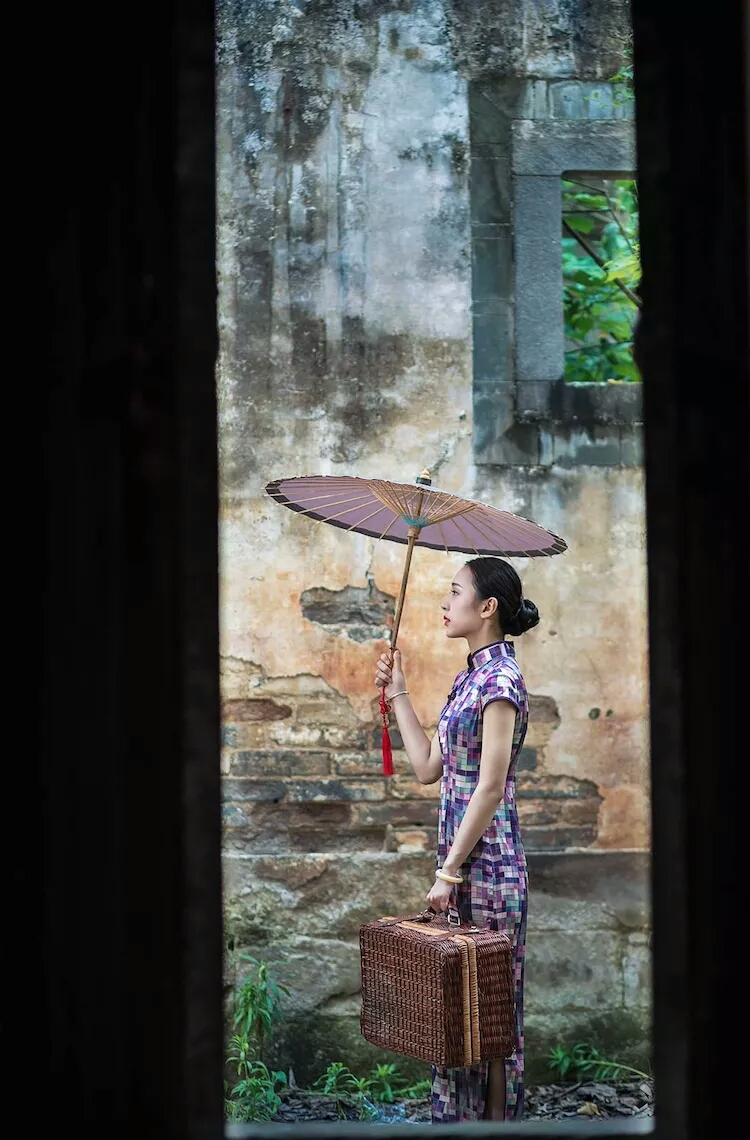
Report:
272,1078,654,1125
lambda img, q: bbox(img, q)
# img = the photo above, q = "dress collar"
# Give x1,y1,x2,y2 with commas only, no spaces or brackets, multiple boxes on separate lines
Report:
467,640,515,671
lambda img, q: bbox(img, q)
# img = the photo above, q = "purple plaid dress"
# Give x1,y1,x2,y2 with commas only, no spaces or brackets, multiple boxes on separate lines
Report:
431,640,529,1123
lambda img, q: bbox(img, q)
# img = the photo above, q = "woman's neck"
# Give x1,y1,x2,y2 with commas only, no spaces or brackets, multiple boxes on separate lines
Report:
466,628,504,655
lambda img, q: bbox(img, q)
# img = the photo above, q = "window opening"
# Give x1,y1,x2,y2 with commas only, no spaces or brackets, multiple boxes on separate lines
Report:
561,176,641,384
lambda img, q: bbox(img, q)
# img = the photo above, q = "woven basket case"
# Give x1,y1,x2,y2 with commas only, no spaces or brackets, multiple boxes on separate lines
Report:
359,909,515,1068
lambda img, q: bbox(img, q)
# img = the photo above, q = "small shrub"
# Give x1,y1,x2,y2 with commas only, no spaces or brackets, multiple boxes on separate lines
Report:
548,1042,650,1083
232,954,290,1059
224,1036,287,1122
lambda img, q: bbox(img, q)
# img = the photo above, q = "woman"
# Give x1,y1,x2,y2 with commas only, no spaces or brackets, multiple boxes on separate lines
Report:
375,556,538,1123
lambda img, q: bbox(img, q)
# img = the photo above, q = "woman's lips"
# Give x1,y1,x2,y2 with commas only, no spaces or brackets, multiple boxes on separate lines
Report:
443,617,450,624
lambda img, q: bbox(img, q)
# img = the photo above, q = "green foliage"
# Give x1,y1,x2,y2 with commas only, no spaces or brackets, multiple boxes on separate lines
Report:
312,1062,377,1120
547,1042,650,1083
224,1036,288,1123
232,954,290,1059
562,178,641,383
224,957,291,1122
308,1061,431,1119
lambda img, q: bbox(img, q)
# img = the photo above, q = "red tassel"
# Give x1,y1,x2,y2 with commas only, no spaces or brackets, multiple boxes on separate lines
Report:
379,690,394,776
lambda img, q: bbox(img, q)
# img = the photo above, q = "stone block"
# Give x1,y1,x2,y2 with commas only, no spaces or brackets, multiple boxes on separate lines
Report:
623,932,652,1010
388,777,441,800
477,421,542,467
472,229,512,301
470,157,511,223
527,852,651,932
620,426,645,467
513,175,564,382
524,824,598,850
472,310,512,384
222,803,248,829
229,750,331,777
511,120,636,177
222,778,286,803
350,800,439,828
524,929,624,1012
332,752,389,776
551,426,622,467
235,935,362,1016
222,724,238,748
222,852,436,943
284,779,386,803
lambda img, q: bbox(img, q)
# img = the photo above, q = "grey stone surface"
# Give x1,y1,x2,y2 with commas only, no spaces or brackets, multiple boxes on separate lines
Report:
512,119,636,177
514,176,564,382
620,427,645,467
550,427,624,467
525,929,625,1011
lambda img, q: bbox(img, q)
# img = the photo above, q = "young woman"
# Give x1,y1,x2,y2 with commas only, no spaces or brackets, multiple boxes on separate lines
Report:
375,556,538,1123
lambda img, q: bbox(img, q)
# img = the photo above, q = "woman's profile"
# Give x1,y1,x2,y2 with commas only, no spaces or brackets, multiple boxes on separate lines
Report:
375,556,537,1122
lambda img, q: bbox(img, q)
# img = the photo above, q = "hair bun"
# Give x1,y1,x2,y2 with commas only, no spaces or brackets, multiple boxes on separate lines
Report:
506,597,540,636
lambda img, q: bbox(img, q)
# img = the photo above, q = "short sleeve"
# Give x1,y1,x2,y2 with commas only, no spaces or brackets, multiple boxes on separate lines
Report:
479,669,522,714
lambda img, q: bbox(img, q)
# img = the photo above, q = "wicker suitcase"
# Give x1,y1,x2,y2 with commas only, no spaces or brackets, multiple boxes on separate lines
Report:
359,907,515,1068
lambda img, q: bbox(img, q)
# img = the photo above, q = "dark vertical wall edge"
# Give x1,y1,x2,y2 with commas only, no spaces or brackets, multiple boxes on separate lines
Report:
632,2,750,1139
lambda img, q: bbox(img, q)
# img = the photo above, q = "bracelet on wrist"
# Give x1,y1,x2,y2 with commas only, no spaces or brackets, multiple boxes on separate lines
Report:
435,868,463,884
388,689,409,700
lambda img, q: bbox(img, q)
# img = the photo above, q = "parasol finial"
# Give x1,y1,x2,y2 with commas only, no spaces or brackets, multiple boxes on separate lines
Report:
416,468,432,486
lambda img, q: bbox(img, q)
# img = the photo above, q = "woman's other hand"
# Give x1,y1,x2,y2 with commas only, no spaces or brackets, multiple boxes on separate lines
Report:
425,875,455,913
375,648,406,700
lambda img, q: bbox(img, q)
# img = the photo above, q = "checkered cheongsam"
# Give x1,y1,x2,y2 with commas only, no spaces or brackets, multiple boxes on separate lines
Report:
431,639,529,1123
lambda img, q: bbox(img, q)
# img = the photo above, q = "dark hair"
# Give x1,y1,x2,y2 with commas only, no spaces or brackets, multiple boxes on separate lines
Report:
465,556,540,636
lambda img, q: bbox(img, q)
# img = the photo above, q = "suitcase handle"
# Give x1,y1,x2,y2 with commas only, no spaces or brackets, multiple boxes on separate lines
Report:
418,905,461,928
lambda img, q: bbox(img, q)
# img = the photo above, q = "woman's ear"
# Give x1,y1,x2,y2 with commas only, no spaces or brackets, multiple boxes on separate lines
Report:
482,596,498,619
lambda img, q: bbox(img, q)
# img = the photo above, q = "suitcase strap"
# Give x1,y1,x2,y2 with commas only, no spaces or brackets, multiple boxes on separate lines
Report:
453,935,482,1065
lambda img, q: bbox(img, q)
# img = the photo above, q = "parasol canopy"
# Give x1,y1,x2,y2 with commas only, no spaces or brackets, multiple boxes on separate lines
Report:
265,470,567,774
265,473,567,558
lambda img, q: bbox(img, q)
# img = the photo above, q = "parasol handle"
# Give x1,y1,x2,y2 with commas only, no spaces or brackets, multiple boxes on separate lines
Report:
389,525,420,658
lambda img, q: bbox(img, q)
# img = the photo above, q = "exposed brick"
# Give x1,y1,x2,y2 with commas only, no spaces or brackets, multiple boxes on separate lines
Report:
284,779,386,803
224,822,388,855
517,746,538,771
300,584,395,639
524,824,599,850
558,798,603,826
222,698,292,722
388,828,434,853
350,801,439,828
229,750,331,776
517,774,601,800
518,802,559,827
528,694,561,724
222,724,238,748
364,723,404,751
254,802,352,829
389,778,441,800
332,750,389,776
222,803,248,828
222,778,286,803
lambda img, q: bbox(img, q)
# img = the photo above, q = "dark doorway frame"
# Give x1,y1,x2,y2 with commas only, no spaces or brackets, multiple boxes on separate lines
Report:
14,1,748,1138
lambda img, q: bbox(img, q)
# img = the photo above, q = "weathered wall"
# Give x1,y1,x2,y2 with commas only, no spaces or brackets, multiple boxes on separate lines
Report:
217,0,649,1084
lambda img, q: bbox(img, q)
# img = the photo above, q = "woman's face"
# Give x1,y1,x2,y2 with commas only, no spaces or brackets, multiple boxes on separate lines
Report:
441,564,493,640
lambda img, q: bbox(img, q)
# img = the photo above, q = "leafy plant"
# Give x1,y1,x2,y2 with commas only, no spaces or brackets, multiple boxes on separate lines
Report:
233,954,290,1059
365,1062,400,1103
562,177,641,383
312,1062,377,1120
548,1042,650,1083
398,1077,432,1099
224,1035,287,1122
